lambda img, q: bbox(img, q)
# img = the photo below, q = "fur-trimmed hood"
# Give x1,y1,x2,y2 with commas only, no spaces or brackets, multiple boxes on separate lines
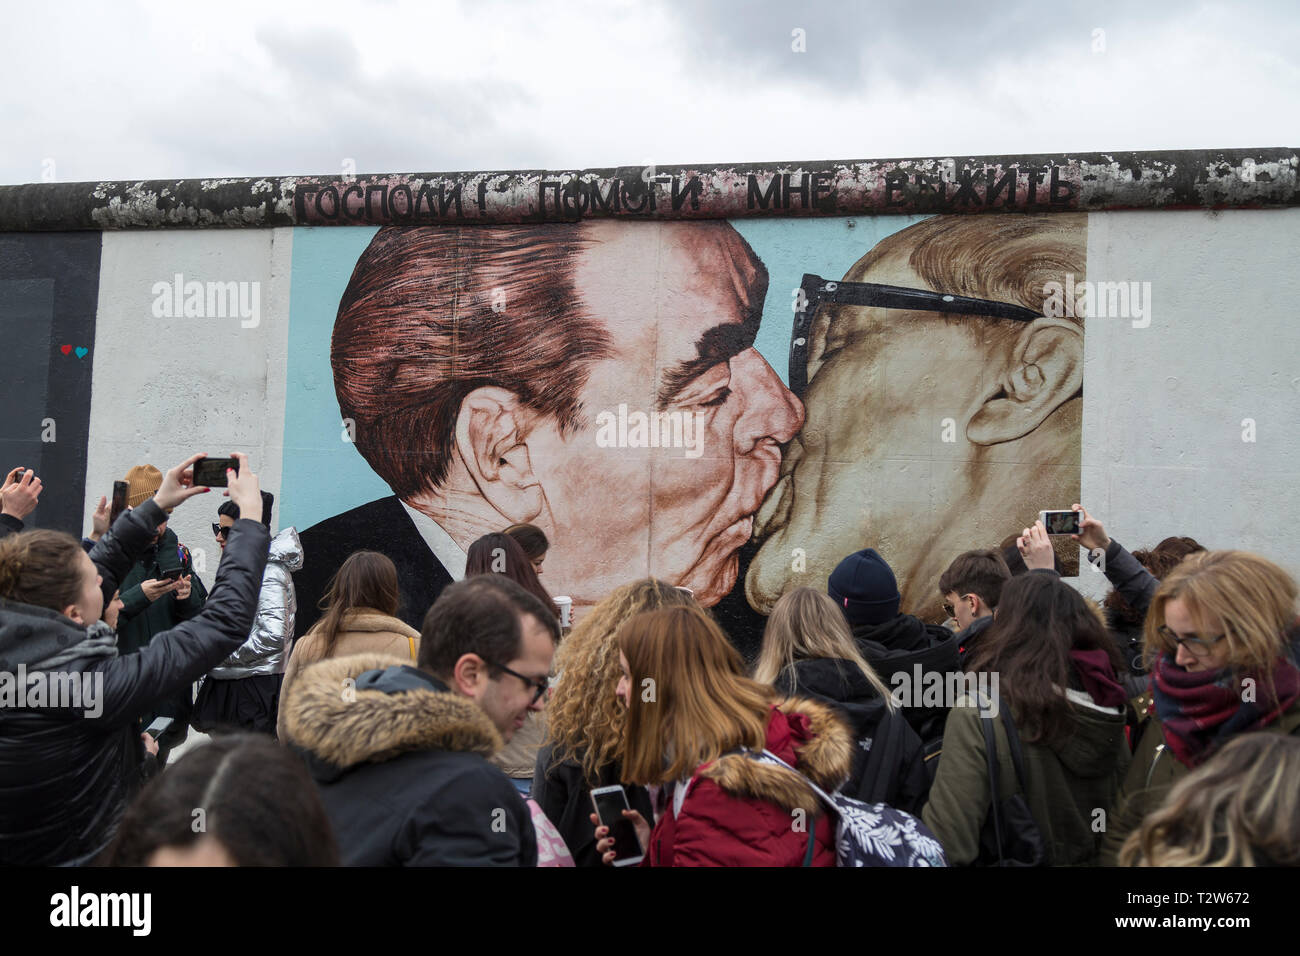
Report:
283,652,503,774
694,696,853,815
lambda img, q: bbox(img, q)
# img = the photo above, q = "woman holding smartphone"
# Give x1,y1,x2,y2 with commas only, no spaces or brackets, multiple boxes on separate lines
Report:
594,604,852,866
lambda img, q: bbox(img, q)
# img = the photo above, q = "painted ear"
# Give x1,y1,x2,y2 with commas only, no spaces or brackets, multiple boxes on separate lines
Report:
454,386,544,522
967,317,1082,445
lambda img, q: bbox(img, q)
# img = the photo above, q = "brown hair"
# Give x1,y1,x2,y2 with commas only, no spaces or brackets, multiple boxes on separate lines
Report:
331,225,613,498
1104,536,1206,630
1144,550,1299,686
303,551,401,663
618,606,773,785
1120,733,1300,867
545,579,694,784
0,530,85,613
938,549,1012,610
853,213,1088,337
464,533,556,621
504,523,549,562
967,571,1124,747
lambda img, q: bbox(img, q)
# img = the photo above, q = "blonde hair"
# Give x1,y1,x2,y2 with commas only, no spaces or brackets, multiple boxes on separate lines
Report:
1144,551,1299,686
618,605,774,785
1120,733,1300,866
543,579,692,784
753,586,895,710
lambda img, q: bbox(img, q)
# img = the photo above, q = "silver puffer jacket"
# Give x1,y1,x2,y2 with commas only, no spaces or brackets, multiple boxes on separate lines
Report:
207,527,303,678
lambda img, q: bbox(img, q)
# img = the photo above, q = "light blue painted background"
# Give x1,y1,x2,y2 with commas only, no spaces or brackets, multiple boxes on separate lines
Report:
281,216,927,531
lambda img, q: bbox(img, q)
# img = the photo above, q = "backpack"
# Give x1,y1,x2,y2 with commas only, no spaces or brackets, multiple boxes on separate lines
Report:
975,706,1050,867
743,749,948,867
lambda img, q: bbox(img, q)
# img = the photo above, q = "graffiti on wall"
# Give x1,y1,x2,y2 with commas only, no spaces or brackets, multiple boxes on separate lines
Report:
288,213,1087,655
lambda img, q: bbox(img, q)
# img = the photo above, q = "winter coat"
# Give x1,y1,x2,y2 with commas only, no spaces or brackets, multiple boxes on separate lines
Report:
285,653,537,866
0,513,23,538
276,609,419,743
207,527,302,679
852,614,961,747
921,690,1130,866
1100,692,1300,864
531,741,656,868
0,500,268,865
493,710,545,779
772,658,930,814
644,697,851,867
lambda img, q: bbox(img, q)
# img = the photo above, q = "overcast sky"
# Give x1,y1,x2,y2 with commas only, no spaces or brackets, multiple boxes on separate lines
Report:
3,0,1297,185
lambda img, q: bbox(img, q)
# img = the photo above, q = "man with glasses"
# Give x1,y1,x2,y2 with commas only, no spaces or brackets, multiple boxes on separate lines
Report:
283,575,557,865
747,213,1087,624
937,549,1012,664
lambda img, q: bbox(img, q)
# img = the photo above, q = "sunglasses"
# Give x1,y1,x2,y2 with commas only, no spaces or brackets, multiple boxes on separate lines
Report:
490,661,549,704
790,273,1043,399
212,523,230,538
1156,625,1227,658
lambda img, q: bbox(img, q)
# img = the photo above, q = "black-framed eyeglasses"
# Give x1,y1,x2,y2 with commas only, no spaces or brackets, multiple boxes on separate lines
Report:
490,660,549,704
212,523,230,538
789,273,1044,399
1157,625,1227,658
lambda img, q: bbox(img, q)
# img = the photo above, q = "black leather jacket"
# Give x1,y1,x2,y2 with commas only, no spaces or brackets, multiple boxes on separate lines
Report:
0,499,268,865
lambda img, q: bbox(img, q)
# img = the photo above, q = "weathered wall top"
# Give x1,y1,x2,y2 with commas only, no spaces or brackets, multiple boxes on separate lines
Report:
1,148,1295,231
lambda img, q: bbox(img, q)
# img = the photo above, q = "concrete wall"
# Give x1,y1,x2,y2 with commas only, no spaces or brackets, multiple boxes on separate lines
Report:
2,152,1296,653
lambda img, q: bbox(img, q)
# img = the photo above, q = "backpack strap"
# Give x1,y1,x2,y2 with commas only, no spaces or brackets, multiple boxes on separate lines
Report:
999,706,1032,797
979,711,1006,865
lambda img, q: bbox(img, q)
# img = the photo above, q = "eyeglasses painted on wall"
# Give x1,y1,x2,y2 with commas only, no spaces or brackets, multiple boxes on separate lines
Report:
789,273,1044,399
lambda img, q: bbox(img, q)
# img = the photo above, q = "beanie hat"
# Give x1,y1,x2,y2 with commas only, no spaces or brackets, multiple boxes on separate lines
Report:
828,548,901,628
124,465,163,509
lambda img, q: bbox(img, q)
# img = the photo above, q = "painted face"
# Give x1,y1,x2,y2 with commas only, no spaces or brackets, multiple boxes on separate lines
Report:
1164,596,1232,673
67,550,104,626
526,222,804,608
747,244,1080,620
473,612,554,741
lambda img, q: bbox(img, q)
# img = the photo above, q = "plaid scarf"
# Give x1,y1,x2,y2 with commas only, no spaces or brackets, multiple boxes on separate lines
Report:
1152,630,1300,768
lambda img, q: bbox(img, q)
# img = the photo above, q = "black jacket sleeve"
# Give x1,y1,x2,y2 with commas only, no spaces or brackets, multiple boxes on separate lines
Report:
93,517,270,726
1103,538,1160,621
0,513,23,538
88,500,168,608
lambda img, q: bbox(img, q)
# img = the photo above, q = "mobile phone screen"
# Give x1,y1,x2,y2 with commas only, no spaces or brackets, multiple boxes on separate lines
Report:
591,788,642,863
110,481,129,524
193,457,237,488
1042,510,1080,535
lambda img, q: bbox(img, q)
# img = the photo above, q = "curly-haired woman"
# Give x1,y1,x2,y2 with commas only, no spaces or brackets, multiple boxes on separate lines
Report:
531,579,692,865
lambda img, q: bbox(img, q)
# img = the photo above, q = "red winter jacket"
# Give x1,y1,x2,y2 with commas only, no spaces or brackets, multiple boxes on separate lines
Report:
644,697,853,867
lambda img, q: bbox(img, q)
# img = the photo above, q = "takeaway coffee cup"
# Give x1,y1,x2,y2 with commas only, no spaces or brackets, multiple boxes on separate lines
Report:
553,595,573,629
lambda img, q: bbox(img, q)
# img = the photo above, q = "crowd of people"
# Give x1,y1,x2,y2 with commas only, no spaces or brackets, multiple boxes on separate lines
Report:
1,455,1298,867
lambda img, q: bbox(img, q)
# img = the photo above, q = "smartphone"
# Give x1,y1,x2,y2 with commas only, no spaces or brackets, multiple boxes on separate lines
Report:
109,480,129,525
193,456,238,488
144,716,174,739
591,785,644,866
159,568,186,582
1039,509,1080,536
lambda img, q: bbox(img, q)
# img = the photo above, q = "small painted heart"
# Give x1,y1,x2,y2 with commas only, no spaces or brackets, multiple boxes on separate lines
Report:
60,344,72,355
75,347,88,358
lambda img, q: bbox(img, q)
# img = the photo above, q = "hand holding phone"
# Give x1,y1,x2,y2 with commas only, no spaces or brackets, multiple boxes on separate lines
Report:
1039,509,1081,536
591,786,647,866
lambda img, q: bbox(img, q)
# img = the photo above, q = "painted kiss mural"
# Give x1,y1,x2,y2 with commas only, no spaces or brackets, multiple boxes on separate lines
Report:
288,213,1087,657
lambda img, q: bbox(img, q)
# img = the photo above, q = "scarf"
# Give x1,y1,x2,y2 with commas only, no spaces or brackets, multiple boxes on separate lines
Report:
1152,633,1300,768
1069,648,1127,708
0,599,119,672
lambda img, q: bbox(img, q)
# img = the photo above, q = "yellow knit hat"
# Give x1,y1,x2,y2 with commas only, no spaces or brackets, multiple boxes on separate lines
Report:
124,465,163,508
